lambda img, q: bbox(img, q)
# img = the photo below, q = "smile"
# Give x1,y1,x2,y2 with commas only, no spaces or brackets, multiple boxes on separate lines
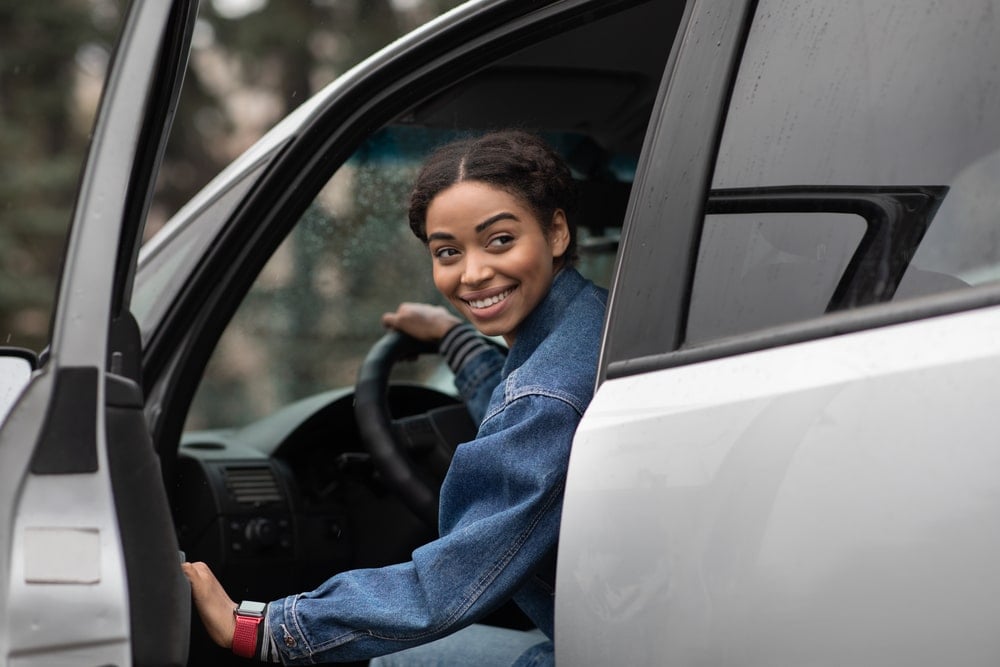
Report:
465,288,513,310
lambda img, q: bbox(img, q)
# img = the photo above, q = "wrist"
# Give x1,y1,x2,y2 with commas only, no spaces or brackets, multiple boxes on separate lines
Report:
438,318,463,340
232,600,267,659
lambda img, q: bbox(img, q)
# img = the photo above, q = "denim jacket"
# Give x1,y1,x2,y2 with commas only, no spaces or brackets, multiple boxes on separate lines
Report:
266,268,607,664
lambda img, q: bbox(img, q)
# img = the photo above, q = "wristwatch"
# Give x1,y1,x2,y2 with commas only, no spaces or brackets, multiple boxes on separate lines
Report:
232,600,267,658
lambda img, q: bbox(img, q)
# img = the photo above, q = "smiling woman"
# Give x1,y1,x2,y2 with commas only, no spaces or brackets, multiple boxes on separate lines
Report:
183,130,609,665
397,130,578,344
419,161,572,344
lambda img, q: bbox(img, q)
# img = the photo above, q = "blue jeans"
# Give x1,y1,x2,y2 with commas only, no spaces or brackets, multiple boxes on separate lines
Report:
369,625,549,666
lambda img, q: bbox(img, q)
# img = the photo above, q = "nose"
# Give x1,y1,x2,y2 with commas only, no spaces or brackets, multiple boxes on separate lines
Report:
461,250,494,287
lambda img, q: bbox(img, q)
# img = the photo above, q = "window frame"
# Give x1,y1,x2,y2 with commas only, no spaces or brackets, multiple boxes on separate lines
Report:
683,185,949,345
142,0,680,458
602,0,1000,381
600,0,758,379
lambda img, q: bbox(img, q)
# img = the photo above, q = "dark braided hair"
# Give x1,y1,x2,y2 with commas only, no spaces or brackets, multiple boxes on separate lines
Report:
408,130,578,264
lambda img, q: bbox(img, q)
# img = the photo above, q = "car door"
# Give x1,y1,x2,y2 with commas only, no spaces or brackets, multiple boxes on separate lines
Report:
558,0,1000,664
0,1,197,665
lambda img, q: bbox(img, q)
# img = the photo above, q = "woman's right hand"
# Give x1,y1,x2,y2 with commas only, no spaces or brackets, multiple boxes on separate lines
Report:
381,303,461,342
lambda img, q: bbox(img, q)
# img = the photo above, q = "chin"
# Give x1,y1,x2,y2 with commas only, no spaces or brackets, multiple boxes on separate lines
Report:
471,323,502,337
469,319,511,340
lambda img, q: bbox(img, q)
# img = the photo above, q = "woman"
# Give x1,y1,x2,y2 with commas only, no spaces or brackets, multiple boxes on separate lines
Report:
183,130,608,665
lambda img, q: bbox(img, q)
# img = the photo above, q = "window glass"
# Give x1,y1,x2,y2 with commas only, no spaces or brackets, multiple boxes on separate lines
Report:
689,0,1000,345
184,133,442,431
185,127,630,431
133,158,269,343
688,212,865,343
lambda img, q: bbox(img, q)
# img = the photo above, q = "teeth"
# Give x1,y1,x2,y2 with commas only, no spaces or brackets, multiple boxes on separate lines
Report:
468,289,512,309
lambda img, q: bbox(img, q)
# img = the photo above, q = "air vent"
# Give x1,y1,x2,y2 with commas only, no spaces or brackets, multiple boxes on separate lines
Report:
222,465,282,505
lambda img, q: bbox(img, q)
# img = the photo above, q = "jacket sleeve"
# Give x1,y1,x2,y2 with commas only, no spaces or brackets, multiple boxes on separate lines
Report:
265,391,580,665
439,323,505,424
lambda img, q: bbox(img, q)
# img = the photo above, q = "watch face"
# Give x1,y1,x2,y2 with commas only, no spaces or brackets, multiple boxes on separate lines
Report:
237,600,267,617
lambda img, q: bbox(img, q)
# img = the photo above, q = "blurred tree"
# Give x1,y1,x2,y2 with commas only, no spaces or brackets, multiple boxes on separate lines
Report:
0,0,125,352
0,0,462,354
151,0,463,234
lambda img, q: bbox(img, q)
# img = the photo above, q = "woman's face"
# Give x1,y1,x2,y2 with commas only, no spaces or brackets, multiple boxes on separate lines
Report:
425,181,569,345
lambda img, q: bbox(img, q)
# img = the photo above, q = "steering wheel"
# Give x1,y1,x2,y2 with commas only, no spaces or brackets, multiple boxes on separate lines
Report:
354,331,478,528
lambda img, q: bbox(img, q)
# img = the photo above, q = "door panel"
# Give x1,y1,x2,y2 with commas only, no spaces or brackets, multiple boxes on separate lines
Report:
107,372,191,666
560,0,1000,663
559,305,1000,665
0,1,197,665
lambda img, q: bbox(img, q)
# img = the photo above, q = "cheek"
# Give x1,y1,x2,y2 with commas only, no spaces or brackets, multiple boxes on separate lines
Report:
431,264,454,293
519,241,555,274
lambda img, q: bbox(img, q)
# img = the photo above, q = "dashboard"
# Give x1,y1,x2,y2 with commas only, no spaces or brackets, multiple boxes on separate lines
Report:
172,384,465,603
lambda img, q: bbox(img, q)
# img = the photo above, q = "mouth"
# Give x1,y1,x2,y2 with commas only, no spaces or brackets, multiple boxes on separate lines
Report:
463,287,514,310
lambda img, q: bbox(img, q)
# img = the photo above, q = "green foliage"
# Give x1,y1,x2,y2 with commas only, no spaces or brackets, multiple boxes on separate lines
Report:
0,0,462,354
0,0,123,350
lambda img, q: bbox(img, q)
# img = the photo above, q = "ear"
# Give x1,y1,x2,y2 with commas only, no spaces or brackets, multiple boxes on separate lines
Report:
548,209,571,259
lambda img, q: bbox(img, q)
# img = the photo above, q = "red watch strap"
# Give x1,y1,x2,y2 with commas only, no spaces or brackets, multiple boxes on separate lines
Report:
232,612,263,658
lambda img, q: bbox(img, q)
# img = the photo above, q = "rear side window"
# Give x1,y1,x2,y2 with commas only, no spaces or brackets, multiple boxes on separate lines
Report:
688,210,866,342
686,0,1000,345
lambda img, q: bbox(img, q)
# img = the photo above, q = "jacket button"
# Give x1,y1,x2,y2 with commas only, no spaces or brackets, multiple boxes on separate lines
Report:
284,635,296,648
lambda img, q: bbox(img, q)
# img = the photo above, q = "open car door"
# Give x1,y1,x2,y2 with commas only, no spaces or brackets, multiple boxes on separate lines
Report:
0,1,197,665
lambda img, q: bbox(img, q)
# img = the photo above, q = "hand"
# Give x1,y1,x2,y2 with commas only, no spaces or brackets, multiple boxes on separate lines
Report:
182,561,237,649
381,303,461,342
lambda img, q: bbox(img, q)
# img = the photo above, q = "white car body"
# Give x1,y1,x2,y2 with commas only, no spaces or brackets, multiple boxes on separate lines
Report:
560,304,1000,664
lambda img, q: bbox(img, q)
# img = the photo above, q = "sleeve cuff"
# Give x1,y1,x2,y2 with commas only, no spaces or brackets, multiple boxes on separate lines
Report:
439,323,493,373
258,606,281,662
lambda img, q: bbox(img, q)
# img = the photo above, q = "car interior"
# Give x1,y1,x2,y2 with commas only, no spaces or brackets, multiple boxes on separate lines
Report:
159,2,683,663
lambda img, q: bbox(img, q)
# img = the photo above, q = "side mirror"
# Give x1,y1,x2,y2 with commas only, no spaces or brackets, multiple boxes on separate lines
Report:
0,348,37,424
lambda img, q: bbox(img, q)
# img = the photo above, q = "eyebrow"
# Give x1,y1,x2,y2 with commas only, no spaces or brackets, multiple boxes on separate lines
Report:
426,212,519,242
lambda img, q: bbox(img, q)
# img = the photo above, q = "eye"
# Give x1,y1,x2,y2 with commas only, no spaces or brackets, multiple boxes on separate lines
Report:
432,246,460,261
487,234,515,249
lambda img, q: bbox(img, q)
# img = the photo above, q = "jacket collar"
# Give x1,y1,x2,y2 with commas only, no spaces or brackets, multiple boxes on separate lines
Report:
502,267,588,376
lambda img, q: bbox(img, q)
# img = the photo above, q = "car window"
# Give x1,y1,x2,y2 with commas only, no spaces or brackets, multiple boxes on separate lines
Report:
184,130,443,430
132,156,271,343
688,211,866,343
686,0,1000,346
185,126,628,431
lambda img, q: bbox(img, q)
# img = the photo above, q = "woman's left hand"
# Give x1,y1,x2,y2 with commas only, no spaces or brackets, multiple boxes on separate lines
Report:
182,561,238,649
